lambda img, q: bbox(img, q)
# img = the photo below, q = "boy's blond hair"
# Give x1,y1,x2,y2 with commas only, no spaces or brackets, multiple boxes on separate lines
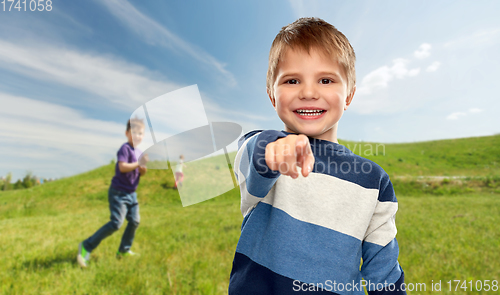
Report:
266,17,356,97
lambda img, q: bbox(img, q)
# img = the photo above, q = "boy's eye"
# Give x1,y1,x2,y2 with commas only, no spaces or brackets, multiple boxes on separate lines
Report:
286,79,298,84
321,78,333,84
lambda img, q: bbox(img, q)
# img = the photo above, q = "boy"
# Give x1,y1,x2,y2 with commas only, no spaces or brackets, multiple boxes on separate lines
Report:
77,118,148,267
229,18,406,294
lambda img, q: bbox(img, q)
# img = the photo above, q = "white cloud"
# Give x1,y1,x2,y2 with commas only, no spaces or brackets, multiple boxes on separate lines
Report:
445,108,483,121
97,0,236,87
350,42,448,115
0,40,182,109
408,68,421,77
356,58,420,95
426,61,441,72
414,43,432,59
444,28,500,49
0,92,125,179
446,112,467,120
0,92,123,148
0,36,245,153
0,40,240,140
354,42,443,101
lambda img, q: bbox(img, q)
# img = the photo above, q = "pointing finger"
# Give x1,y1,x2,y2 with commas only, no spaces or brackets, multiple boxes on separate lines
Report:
301,138,314,177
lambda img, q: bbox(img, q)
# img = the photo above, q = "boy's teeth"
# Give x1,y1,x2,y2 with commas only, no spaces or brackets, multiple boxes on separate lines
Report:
296,109,324,116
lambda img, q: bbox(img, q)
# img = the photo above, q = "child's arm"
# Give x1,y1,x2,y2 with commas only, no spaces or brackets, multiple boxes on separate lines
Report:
235,130,287,198
118,161,141,173
235,130,315,216
118,154,149,173
361,173,406,294
265,134,315,179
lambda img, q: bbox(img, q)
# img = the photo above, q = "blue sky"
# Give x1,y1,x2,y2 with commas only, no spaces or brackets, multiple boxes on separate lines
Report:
1,0,499,181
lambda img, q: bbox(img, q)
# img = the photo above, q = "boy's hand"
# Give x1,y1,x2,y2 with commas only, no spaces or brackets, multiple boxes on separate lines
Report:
139,165,147,176
265,134,315,179
139,154,149,166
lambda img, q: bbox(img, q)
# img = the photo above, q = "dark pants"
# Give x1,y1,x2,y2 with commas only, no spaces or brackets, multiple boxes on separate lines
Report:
83,186,140,253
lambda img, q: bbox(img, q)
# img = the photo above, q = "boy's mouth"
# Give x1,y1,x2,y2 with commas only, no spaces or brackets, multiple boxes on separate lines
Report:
294,109,326,117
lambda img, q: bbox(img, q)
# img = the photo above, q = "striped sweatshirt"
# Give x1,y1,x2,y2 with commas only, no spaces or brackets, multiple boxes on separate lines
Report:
229,130,406,295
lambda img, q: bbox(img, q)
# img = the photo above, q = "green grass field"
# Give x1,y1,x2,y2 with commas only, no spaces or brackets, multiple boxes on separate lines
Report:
1,135,499,294
339,134,500,177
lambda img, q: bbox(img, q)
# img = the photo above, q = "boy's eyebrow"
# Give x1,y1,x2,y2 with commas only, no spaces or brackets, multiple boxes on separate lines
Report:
278,73,299,80
278,71,343,80
316,71,343,80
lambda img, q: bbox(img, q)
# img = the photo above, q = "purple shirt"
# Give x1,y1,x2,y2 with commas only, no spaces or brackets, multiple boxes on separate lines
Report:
111,142,142,193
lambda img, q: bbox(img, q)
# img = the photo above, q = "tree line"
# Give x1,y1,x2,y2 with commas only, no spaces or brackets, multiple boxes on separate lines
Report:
0,172,53,191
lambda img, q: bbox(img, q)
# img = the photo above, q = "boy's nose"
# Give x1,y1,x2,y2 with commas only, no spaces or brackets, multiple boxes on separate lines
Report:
299,83,319,100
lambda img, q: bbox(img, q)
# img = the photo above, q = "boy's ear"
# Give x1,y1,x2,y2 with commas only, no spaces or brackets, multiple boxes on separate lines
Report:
344,85,356,111
267,88,276,109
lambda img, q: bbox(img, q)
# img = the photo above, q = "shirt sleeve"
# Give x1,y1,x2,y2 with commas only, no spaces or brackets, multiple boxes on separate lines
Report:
361,172,407,294
234,130,288,216
117,144,129,163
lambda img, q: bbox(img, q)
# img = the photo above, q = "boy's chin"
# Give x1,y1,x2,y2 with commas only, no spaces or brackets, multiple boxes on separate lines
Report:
301,130,336,141
289,128,320,137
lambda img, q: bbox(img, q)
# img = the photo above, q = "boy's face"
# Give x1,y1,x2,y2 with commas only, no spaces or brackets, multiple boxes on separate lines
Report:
269,47,355,142
126,126,145,147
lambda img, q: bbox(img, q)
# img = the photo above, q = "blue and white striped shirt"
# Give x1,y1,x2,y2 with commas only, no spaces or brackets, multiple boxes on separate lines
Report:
229,130,406,295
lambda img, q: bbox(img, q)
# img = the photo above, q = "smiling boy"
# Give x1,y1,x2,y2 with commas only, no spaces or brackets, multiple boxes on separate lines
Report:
229,18,406,294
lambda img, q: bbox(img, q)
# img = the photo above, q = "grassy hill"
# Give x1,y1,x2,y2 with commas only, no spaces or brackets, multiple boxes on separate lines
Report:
0,166,242,294
340,134,500,177
0,135,499,294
